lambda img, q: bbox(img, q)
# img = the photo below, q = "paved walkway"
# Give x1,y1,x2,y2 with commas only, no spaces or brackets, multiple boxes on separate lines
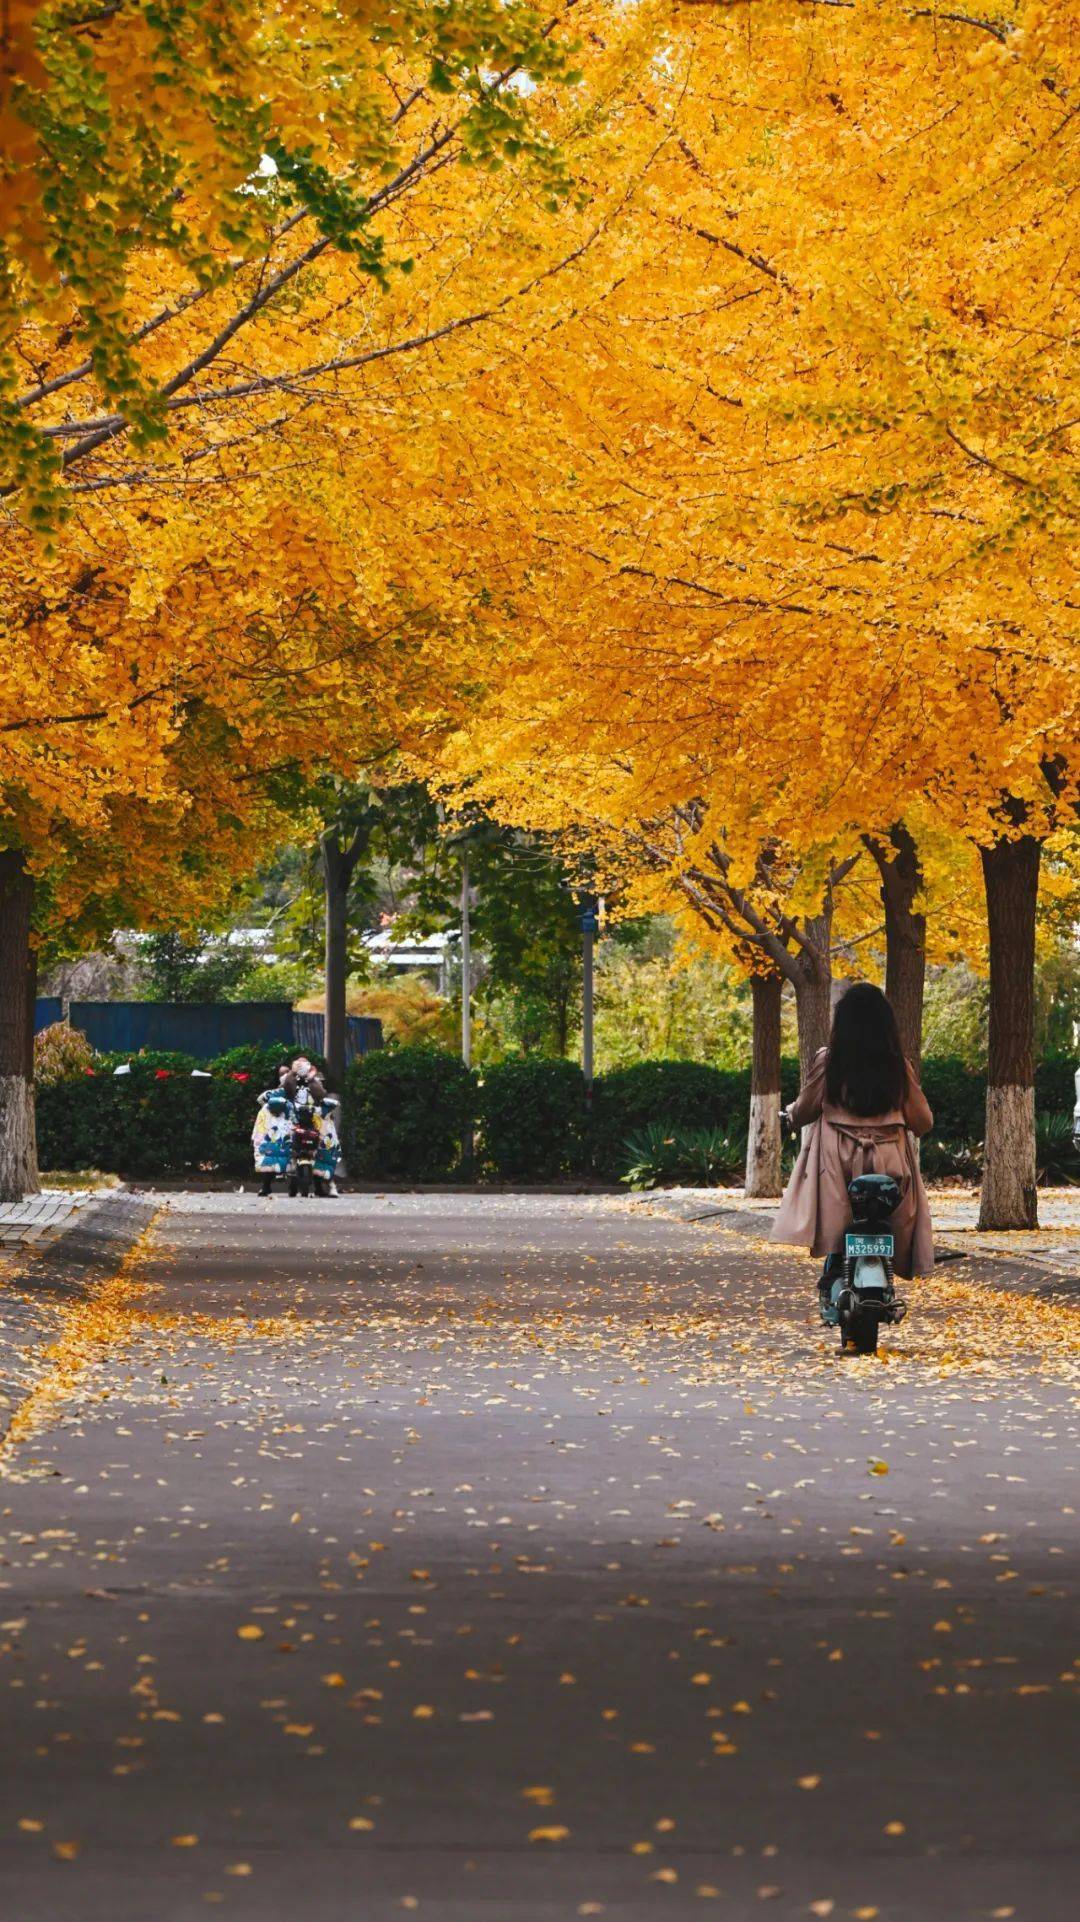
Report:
0,1188,94,1248
0,1193,1076,1921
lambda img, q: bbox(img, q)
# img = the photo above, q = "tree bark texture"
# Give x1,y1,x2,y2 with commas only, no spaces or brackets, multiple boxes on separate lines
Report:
745,971,782,1198
0,850,40,1202
867,823,927,1070
792,915,833,1081
978,833,1040,1230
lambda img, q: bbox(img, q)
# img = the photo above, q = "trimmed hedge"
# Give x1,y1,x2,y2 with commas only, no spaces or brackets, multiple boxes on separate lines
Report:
477,1058,589,1181
343,1046,476,1181
37,1040,331,1176
588,1059,801,1179
919,1057,984,1142
1035,1054,1076,1117
35,1041,1078,1183
919,1054,1075,1142
38,1062,210,1175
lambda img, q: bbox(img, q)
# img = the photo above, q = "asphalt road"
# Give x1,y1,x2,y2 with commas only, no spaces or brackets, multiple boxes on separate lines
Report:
0,1193,1076,1922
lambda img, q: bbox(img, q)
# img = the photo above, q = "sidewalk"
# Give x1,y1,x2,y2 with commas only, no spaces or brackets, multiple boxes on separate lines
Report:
0,1184,110,1251
627,1184,1080,1287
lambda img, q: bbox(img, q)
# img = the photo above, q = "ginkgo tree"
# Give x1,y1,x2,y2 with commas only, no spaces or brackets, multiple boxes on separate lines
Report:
413,0,1078,1227
2,0,1076,1228
0,0,637,1195
1,0,580,523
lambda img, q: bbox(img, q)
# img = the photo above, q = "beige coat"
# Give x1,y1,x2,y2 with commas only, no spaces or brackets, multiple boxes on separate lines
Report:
769,1048,935,1278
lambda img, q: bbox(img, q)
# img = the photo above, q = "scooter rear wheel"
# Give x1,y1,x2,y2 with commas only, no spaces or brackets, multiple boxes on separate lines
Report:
842,1306,879,1355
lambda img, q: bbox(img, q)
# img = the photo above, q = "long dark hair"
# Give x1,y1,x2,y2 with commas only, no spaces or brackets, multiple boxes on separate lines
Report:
825,982,906,1117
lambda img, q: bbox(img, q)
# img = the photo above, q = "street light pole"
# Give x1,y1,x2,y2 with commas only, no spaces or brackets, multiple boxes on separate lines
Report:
461,850,472,1069
579,894,598,1094
582,918,594,1091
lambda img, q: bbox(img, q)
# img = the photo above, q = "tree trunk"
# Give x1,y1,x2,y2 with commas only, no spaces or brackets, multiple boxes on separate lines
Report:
745,970,782,1197
978,832,1040,1230
867,823,926,1070
321,834,349,1092
0,850,40,1202
792,918,833,1082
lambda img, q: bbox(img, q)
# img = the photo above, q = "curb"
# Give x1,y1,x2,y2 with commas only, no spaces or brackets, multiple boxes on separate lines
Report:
120,1177,625,1196
0,1191,158,1449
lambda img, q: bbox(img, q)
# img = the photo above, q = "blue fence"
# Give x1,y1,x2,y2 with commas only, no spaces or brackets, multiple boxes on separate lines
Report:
41,1001,383,1064
67,1002,296,1060
292,1011,382,1064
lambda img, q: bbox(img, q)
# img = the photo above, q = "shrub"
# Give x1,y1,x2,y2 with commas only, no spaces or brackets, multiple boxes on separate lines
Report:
1035,1055,1076,1118
477,1058,588,1180
36,1074,103,1170
343,1046,477,1180
590,1061,731,1178
620,1123,745,1190
95,1048,200,1075
34,1022,94,1087
211,1042,294,1084
919,1056,985,1141
37,1060,210,1174
1036,1111,1080,1185
916,1055,1075,1147
105,1061,211,1175
919,1134,983,1182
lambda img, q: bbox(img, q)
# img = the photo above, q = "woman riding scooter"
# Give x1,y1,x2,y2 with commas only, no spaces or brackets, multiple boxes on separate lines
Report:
770,982,934,1301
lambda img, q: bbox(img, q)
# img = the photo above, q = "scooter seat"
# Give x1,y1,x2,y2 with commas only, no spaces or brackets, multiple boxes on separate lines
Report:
847,1172,902,1218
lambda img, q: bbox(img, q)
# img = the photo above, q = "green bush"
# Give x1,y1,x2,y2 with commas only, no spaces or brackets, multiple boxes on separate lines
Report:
38,1061,210,1175
36,1039,338,1176
919,1134,983,1182
343,1046,476,1180
620,1123,745,1190
107,1062,209,1175
36,1074,102,1171
211,1043,292,1084
477,1058,588,1180
589,1061,730,1178
94,1048,200,1075
588,1060,798,1178
918,1111,1078,1186
1036,1111,1080,1185
34,1035,1077,1184
917,1055,1075,1144
919,1057,985,1140
203,1046,288,1172
34,1022,95,1087
1035,1055,1076,1117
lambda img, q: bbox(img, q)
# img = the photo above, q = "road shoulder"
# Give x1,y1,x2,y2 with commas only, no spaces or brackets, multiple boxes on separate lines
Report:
0,1191,157,1449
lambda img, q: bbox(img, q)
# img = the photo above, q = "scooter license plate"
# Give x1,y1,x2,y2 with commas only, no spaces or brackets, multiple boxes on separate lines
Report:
846,1232,894,1258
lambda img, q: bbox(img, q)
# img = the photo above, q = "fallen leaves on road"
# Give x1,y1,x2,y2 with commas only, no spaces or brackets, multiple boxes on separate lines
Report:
0,1192,1073,1920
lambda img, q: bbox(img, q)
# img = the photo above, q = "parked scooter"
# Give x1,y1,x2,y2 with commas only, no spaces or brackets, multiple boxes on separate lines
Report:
820,1172,908,1354
288,1085,321,1198
287,1085,341,1198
